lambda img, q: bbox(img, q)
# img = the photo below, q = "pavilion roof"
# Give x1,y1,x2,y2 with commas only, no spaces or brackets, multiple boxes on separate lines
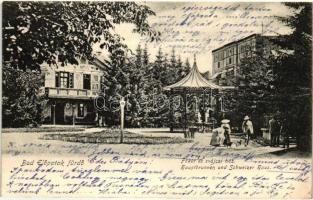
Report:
164,55,227,91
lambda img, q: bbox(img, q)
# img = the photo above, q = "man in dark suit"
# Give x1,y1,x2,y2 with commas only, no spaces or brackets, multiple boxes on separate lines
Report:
269,115,281,147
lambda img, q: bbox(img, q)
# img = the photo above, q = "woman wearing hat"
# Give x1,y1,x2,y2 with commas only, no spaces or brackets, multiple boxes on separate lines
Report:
242,116,254,146
210,119,230,146
222,119,232,147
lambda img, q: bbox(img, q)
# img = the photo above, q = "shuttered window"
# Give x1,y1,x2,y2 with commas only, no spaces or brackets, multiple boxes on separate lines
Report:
55,72,60,87
55,72,73,88
69,73,74,88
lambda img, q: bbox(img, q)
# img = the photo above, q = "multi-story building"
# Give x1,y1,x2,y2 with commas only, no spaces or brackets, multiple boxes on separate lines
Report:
211,34,276,85
41,55,107,125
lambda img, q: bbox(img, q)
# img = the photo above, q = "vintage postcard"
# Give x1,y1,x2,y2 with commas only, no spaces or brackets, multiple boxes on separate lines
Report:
1,1,312,199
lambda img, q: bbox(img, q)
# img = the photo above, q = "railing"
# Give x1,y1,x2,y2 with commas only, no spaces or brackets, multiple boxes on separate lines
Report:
44,87,99,99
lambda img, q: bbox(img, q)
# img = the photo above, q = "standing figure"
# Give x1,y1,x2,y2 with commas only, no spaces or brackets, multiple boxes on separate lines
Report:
242,116,254,146
210,120,230,146
210,127,224,146
269,115,281,147
222,119,232,147
280,117,290,148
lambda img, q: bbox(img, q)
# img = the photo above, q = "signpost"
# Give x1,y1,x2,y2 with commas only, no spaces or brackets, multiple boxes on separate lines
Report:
120,97,126,143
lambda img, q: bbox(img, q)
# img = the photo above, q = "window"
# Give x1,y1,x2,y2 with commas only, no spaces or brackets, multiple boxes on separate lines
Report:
69,73,74,88
78,103,84,117
83,74,91,90
229,58,232,64
94,75,99,82
55,72,60,87
60,72,69,88
55,72,74,88
92,83,99,90
219,52,223,60
240,46,245,53
217,62,220,68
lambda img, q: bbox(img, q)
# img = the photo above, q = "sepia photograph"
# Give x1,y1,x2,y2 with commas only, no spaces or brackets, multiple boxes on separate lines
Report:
1,1,312,199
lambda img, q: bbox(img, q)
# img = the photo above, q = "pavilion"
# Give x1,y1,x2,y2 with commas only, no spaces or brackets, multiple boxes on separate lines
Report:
163,55,234,135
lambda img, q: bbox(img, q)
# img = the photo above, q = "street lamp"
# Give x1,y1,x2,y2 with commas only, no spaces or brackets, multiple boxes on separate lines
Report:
120,97,126,143
52,103,56,125
72,103,76,127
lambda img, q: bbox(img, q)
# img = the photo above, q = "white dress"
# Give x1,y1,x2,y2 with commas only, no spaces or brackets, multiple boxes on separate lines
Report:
210,127,225,146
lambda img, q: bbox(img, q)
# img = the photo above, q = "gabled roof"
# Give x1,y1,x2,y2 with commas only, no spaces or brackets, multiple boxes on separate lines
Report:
91,57,111,71
164,55,222,91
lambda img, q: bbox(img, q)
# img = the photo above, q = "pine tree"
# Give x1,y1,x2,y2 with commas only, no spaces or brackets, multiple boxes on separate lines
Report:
102,48,130,126
183,58,191,76
135,44,142,67
274,3,312,151
177,55,182,68
170,48,176,68
143,43,149,66
155,47,163,65
176,55,184,80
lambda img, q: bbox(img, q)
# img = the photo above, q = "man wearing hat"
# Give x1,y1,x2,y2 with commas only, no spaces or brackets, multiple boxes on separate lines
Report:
242,116,254,146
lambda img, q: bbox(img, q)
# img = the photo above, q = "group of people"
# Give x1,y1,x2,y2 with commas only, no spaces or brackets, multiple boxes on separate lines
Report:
210,116,254,147
269,115,289,148
209,114,290,148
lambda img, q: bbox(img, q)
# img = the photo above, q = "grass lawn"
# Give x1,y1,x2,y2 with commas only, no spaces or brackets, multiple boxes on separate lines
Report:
40,129,192,144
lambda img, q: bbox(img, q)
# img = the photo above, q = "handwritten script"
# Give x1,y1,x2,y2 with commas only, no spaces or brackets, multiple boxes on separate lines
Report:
2,141,311,198
142,2,289,56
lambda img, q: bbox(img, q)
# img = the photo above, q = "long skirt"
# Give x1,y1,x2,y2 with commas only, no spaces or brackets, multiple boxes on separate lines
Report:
210,128,225,146
223,131,231,146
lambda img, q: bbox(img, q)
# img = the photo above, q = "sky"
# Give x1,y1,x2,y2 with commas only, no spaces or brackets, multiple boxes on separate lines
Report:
95,2,293,73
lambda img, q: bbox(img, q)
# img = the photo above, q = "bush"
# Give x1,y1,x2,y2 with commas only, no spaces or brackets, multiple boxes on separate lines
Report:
2,65,46,127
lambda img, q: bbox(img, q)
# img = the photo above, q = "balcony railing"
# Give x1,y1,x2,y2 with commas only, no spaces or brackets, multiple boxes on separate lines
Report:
44,87,99,99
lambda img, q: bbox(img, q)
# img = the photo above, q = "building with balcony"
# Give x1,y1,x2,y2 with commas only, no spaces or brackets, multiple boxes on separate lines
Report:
211,34,277,86
41,56,107,125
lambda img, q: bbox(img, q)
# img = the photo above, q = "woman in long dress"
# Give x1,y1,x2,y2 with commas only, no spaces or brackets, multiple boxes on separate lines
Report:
223,125,231,147
210,119,231,146
210,126,225,146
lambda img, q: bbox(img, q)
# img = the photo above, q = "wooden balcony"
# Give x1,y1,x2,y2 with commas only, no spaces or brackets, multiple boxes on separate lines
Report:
44,87,99,100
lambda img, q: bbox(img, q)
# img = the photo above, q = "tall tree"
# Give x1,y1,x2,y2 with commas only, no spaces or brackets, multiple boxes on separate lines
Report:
170,48,176,67
185,58,191,69
142,43,149,65
155,47,163,65
223,48,276,132
3,2,159,71
135,44,142,67
274,3,312,151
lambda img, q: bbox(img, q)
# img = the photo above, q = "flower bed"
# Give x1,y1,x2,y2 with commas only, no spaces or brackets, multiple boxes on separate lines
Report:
2,127,85,133
40,129,191,144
